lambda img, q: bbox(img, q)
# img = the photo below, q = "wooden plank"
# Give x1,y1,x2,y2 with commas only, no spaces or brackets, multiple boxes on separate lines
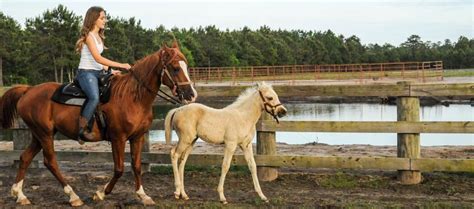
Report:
257,121,474,133
410,83,474,96
1,151,473,172
254,155,410,170
411,158,474,172
195,83,473,97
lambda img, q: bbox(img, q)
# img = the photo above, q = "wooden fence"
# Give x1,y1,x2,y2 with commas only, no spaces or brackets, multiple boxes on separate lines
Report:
0,82,472,185
189,61,444,85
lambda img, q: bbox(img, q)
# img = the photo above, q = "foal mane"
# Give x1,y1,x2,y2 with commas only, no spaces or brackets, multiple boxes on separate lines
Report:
110,50,162,101
227,82,272,108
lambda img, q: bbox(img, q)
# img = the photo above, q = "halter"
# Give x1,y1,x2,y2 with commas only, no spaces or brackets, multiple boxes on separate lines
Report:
258,90,282,123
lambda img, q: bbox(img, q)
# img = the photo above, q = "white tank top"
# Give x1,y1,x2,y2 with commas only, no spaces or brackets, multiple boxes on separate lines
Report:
78,33,104,70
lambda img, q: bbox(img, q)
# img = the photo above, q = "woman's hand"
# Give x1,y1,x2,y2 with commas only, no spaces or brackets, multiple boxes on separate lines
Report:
121,63,131,70
111,69,121,75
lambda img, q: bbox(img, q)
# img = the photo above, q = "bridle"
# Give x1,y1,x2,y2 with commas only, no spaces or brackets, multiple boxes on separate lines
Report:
160,51,193,102
129,49,192,105
258,90,282,123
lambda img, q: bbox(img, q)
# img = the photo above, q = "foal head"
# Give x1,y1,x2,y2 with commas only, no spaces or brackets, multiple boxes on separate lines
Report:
257,82,287,120
160,41,197,104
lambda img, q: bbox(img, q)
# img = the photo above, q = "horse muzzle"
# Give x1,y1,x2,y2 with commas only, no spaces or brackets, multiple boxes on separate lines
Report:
276,106,287,118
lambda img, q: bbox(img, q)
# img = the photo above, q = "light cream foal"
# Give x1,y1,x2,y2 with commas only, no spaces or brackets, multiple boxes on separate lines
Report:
164,82,287,204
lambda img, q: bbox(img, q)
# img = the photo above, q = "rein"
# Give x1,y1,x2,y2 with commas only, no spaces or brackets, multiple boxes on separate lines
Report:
258,90,282,123
130,68,181,105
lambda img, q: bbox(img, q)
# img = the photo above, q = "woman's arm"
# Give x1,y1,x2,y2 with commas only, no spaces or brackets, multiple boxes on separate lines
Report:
85,35,131,70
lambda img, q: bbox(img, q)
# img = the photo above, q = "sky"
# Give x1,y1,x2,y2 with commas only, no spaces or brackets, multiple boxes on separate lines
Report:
1,0,472,46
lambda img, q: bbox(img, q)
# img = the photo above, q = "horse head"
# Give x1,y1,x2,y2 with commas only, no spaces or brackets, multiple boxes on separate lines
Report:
159,41,197,104
257,82,287,121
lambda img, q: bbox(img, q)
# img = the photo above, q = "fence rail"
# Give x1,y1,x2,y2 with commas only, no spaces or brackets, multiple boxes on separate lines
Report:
0,82,473,184
189,61,444,85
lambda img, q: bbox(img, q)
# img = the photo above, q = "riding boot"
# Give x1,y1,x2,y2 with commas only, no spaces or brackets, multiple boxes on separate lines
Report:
78,116,95,143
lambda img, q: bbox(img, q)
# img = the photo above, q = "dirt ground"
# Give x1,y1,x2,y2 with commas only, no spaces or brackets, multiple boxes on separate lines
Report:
0,141,473,208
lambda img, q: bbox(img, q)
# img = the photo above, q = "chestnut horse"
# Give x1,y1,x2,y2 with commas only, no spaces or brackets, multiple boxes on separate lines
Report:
0,41,197,206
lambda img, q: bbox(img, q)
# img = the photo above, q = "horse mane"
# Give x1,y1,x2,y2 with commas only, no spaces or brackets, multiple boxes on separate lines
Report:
227,82,272,108
110,50,162,101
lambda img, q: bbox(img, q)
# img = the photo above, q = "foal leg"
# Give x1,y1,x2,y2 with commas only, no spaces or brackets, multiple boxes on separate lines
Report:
11,137,42,205
130,136,155,206
217,142,237,204
240,143,268,202
170,138,190,199
177,138,197,200
94,139,126,201
41,137,83,207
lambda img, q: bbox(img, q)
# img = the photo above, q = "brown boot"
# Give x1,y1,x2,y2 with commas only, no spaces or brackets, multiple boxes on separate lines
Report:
78,116,95,142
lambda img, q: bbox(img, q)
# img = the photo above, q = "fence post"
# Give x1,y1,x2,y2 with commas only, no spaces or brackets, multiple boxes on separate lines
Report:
257,113,278,181
13,119,38,168
396,81,421,184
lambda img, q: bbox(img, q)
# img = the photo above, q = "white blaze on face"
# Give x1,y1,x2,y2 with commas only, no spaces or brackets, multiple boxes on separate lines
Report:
179,60,197,101
178,61,191,82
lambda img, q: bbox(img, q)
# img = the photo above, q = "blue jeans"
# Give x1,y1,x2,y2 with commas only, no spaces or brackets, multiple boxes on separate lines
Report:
76,69,101,122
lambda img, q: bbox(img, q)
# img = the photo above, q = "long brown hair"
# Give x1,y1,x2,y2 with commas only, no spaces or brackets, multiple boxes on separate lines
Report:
75,6,106,53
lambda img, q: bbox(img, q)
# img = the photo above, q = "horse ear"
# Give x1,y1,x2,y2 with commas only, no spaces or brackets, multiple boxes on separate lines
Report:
172,40,179,48
161,42,169,49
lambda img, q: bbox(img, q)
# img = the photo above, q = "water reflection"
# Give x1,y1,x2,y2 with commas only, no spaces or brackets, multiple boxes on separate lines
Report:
152,103,473,146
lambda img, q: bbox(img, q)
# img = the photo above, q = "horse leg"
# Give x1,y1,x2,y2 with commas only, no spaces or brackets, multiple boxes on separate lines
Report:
130,136,155,206
41,137,84,207
217,142,237,204
94,140,125,201
170,139,190,199
11,137,42,205
177,138,197,200
240,143,268,202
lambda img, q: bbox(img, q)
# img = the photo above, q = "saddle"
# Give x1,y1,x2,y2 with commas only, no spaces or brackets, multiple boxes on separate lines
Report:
51,70,113,106
51,70,114,140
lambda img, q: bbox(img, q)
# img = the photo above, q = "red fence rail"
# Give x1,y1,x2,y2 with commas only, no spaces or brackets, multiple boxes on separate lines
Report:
189,61,443,85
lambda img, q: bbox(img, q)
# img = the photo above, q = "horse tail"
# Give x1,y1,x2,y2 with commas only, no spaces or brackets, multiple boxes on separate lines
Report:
0,85,31,129
164,108,178,145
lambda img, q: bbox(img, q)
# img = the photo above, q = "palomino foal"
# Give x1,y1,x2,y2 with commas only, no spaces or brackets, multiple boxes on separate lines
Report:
164,82,287,204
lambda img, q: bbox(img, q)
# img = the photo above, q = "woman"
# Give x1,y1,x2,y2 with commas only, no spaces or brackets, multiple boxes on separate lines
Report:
75,6,131,141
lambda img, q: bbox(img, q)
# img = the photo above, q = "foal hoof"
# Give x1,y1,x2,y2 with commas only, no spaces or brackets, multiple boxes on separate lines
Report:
221,200,228,205
70,199,84,207
17,197,31,205
93,191,105,201
174,192,180,200
142,197,156,206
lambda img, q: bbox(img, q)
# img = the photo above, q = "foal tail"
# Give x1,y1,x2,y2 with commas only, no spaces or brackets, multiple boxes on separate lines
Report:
0,85,31,129
164,108,178,145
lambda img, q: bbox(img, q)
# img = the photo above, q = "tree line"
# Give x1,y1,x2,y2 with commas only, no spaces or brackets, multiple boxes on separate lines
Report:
1,5,473,85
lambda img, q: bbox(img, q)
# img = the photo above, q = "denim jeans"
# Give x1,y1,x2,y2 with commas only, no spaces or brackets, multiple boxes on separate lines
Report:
76,69,101,122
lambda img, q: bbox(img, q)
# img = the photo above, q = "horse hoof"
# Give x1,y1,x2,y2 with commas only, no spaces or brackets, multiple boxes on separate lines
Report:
70,199,84,207
142,198,156,206
221,200,228,205
182,195,190,201
17,197,31,205
174,192,180,200
93,191,105,201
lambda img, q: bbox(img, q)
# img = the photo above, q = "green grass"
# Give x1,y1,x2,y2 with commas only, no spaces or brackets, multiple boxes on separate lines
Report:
443,68,474,77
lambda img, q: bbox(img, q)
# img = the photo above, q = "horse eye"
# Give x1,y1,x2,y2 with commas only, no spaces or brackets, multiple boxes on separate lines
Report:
266,96,273,101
